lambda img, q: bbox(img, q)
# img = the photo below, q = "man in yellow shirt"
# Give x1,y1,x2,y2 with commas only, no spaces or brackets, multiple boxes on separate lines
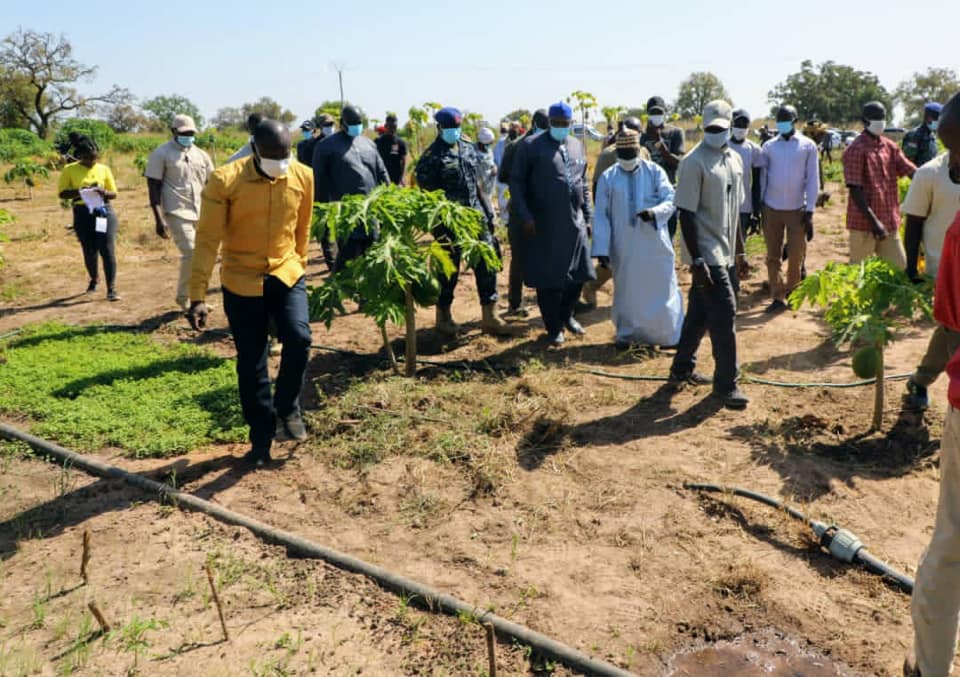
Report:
187,120,314,467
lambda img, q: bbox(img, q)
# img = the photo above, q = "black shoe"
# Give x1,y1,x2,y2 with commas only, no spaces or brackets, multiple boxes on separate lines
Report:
106,289,120,302
242,446,272,468
905,379,930,409
765,300,788,314
565,317,586,335
669,371,713,386
85,280,98,294
504,305,530,318
574,300,595,314
275,411,308,441
716,387,750,410
546,331,565,347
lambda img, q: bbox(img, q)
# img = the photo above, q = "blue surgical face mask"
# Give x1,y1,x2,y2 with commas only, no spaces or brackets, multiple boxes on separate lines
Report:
176,135,195,147
703,131,728,149
930,120,940,132
549,126,570,142
302,130,312,139
346,124,363,138
440,127,462,144
776,120,794,135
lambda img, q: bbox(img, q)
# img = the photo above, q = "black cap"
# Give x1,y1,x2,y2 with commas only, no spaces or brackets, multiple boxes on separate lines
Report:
532,109,549,130
646,96,666,113
732,108,750,123
341,105,363,125
300,119,314,131
776,104,798,122
385,113,398,123
623,116,642,133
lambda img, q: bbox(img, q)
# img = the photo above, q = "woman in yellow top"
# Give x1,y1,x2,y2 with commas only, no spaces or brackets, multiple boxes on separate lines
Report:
56,135,121,300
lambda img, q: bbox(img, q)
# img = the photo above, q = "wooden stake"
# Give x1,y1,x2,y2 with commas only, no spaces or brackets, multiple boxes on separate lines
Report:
80,530,91,584
87,601,110,634
872,342,885,432
485,623,497,677
404,287,417,378
379,323,401,375
204,563,229,642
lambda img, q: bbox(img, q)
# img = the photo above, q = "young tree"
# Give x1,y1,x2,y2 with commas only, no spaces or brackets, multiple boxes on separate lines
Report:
3,159,49,200
463,111,483,139
98,89,147,133
142,94,204,131
601,105,627,132
675,72,730,120
768,60,892,124
210,106,244,130
0,29,125,139
240,97,296,126
790,258,932,431
0,67,33,129
309,185,500,376
504,108,532,125
895,67,960,126
405,105,429,155
567,90,598,138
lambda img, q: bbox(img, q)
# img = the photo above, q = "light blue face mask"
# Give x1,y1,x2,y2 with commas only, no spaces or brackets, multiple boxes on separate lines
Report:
346,124,363,138
549,126,570,142
776,120,794,135
176,135,195,147
440,127,462,145
930,120,940,132
302,130,313,139
703,131,728,149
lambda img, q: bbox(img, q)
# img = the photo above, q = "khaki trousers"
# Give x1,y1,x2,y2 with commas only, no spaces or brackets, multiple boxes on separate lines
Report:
166,214,197,308
848,230,906,270
912,405,960,676
582,263,613,305
762,206,806,302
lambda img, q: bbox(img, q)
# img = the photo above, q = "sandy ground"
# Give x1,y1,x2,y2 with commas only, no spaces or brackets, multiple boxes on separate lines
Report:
0,164,951,676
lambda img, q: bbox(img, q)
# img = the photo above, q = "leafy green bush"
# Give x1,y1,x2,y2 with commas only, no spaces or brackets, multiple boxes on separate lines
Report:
53,119,116,153
3,160,50,199
113,133,168,155
0,208,13,269
0,323,247,456
195,130,248,156
0,128,52,162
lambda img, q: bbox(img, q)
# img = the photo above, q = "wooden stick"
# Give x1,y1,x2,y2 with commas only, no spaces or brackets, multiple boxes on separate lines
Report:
404,287,417,378
379,323,401,375
87,601,110,634
485,623,497,677
80,530,91,584
204,563,229,642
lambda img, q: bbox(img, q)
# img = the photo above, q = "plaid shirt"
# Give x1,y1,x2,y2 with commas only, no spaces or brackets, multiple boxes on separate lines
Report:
842,132,915,232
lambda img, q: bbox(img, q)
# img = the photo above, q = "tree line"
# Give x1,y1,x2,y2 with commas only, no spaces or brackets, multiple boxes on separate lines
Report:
1,28,957,140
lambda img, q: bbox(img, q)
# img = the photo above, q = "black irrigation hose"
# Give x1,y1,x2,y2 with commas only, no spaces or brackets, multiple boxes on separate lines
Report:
684,482,915,593
0,422,635,677
580,367,913,389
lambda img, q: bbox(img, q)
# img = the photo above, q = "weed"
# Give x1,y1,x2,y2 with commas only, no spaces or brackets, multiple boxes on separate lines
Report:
108,615,168,673
30,592,46,629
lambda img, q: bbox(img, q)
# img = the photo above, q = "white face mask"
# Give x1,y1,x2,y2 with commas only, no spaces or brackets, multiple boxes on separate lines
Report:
703,131,728,149
322,125,335,136
867,119,886,136
731,127,748,141
649,114,665,127
258,156,291,178
618,157,639,172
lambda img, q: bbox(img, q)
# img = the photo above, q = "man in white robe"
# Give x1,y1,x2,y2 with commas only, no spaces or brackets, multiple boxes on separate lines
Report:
592,129,681,348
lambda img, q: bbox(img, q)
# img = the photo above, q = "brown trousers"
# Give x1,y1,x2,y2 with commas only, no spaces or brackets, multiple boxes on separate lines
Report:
763,206,806,302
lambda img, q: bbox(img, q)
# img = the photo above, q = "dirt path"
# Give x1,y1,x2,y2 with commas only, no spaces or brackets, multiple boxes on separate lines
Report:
0,174,950,675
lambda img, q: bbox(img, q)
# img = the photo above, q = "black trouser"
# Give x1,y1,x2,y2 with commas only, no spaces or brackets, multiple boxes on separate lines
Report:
73,205,118,289
508,224,525,310
334,228,375,273
671,265,739,394
318,225,337,271
434,226,499,308
667,212,678,242
536,283,583,337
222,276,312,451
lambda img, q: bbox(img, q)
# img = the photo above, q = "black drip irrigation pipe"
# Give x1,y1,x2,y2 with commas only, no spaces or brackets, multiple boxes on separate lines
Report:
684,482,915,593
579,367,913,389
0,422,635,677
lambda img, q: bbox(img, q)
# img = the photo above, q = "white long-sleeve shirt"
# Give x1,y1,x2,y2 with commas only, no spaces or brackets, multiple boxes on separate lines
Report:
758,133,820,211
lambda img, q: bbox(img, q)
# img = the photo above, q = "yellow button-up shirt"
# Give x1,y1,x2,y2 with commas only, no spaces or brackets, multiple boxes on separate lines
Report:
189,156,314,300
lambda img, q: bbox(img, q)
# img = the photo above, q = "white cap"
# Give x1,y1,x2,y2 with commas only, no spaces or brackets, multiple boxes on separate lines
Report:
702,100,733,130
171,114,198,134
478,127,495,144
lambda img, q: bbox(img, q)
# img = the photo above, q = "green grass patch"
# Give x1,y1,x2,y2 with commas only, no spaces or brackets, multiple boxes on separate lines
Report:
0,323,246,457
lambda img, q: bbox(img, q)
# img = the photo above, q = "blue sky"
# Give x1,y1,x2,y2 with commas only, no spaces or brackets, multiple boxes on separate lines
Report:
6,0,958,127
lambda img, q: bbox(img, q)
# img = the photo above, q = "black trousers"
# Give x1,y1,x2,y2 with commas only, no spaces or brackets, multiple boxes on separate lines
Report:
73,205,118,289
507,224,525,310
671,265,739,394
536,283,583,336
222,276,312,451
433,226,499,308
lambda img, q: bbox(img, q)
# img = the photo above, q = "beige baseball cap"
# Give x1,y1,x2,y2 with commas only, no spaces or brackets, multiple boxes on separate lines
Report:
702,100,733,129
171,114,198,134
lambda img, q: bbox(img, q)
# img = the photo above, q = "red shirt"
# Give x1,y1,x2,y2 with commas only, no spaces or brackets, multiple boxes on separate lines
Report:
842,132,915,233
935,211,960,408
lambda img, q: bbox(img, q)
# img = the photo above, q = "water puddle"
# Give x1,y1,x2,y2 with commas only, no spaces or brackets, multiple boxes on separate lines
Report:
667,629,851,676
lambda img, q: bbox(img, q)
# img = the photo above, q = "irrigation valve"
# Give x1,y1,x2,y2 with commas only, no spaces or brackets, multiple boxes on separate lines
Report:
815,523,865,563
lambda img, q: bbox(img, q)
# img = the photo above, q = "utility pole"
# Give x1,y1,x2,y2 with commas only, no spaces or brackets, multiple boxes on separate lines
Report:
331,61,346,111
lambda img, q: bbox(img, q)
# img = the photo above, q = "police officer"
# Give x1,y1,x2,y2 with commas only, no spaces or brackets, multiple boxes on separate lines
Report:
903,102,943,168
416,106,511,337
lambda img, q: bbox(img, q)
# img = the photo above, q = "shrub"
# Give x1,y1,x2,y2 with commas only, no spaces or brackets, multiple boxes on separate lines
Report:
0,128,52,162
113,134,168,155
53,119,116,154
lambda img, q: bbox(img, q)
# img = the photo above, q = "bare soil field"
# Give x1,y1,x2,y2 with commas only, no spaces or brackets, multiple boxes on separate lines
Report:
0,159,949,676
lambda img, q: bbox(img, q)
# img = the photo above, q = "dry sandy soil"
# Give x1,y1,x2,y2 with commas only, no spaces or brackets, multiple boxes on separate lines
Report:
0,156,950,676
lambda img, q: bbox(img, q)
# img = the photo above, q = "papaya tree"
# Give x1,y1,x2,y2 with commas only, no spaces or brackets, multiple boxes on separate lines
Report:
3,159,49,200
309,185,500,376
790,257,933,431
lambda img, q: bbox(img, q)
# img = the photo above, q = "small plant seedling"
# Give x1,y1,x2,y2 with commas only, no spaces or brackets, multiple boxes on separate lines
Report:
108,615,168,673
3,160,50,200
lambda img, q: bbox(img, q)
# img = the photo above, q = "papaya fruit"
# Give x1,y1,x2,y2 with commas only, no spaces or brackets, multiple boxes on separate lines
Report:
412,274,442,307
852,345,881,379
